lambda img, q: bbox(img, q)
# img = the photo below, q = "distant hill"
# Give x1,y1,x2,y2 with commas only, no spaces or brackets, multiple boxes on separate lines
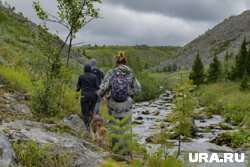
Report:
75,45,181,69
0,5,88,69
155,10,250,70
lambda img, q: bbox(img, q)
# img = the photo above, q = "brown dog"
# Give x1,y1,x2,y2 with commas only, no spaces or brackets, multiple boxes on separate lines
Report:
90,113,107,142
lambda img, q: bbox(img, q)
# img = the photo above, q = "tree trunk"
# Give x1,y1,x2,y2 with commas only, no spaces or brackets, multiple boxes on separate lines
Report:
176,134,181,158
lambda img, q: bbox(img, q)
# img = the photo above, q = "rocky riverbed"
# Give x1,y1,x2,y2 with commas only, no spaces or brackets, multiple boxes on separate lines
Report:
131,90,249,167
0,89,248,167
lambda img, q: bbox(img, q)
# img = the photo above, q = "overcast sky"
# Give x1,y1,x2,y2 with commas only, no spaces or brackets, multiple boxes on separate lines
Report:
5,0,250,46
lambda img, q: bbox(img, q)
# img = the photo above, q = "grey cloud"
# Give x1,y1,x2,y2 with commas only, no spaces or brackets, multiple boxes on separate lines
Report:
5,0,250,46
105,0,250,22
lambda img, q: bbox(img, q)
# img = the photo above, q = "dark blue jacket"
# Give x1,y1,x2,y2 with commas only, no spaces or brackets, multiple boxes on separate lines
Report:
76,64,99,96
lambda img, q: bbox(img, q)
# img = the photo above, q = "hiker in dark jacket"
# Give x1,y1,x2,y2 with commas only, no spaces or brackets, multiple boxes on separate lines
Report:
90,59,105,114
76,64,99,133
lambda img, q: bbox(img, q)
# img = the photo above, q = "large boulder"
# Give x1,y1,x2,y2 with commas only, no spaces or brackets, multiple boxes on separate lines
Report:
1,120,106,167
62,114,86,132
0,131,15,167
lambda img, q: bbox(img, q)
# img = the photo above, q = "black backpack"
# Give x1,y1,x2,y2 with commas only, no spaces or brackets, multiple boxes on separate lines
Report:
91,68,103,85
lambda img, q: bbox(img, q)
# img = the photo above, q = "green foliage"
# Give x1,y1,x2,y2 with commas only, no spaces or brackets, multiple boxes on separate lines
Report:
0,66,33,93
240,71,249,90
189,54,205,86
134,72,163,102
108,114,144,156
31,82,59,117
171,80,196,157
163,64,177,72
147,155,182,167
207,56,222,83
13,140,73,167
33,0,101,68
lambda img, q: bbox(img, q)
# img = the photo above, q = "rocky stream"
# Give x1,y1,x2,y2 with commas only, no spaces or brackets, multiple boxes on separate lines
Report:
131,91,248,167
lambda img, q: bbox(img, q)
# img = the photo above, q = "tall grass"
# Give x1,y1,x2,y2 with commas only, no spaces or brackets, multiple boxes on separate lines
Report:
196,82,250,127
0,66,33,93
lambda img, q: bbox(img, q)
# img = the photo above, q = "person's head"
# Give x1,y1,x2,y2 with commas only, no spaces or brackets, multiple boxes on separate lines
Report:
115,51,127,66
90,59,97,68
84,64,92,73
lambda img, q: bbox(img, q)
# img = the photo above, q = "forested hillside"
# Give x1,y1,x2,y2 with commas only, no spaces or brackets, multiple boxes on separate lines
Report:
75,45,180,70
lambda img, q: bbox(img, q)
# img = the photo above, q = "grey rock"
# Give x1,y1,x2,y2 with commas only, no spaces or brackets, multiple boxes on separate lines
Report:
0,56,6,65
13,104,31,114
0,131,15,167
62,114,87,132
132,120,144,125
1,120,105,167
4,93,16,104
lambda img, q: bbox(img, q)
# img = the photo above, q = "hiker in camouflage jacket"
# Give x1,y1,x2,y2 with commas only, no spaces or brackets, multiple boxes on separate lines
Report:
98,51,141,118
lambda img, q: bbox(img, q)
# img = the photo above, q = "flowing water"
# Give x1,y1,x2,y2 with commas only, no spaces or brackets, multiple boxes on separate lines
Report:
131,91,248,167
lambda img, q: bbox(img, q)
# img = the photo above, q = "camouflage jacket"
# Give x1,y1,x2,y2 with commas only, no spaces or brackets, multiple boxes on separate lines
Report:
98,65,141,99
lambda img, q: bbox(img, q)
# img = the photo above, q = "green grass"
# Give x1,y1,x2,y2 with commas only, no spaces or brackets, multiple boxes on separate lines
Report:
196,81,250,128
0,65,34,93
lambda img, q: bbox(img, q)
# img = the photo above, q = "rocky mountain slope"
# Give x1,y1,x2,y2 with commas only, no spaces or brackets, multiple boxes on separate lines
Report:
155,10,250,70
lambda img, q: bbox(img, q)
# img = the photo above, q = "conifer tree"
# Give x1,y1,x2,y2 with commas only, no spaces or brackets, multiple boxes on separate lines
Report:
108,115,142,156
171,80,196,158
247,47,250,76
207,56,222,83
240,71,249,90
189,53,205,86
223,52,230,80
233,38,248,79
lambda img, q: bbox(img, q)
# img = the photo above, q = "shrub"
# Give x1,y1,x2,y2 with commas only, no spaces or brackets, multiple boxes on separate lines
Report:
31,82,59,117
134,72,163,102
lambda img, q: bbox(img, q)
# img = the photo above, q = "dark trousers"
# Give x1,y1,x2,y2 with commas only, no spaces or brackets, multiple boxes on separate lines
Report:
81,95,97,130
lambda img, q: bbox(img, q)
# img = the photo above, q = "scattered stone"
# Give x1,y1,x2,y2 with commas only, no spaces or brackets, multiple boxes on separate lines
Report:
4,93,16,103
135,116,143,120
152,110,160,116
200,119,206,123
13,103,31,115
0,131,15,167
199,112,208,120
142,110,150,115
132,120,144,125
218,123,233,130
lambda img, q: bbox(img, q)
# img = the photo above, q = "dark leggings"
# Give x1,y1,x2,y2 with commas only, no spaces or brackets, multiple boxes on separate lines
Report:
81,95,97,130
